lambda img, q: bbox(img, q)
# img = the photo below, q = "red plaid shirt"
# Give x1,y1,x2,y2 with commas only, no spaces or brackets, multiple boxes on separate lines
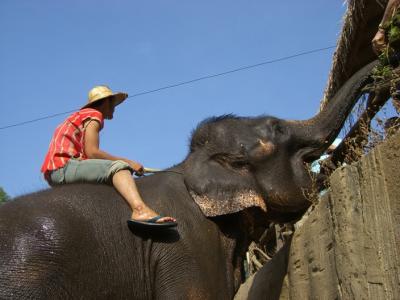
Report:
41,108,104,173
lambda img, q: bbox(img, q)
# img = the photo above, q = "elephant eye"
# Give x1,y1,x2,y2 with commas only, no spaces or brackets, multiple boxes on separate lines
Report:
230,160,249,169
212,153,250,170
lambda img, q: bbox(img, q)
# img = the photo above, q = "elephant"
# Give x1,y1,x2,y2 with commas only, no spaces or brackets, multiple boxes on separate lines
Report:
234,238,292,300
0,60,377,299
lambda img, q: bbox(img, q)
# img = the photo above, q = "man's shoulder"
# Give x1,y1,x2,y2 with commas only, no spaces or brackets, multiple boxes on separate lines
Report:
79,108,104,129
80,107,99,114
79,108,103,119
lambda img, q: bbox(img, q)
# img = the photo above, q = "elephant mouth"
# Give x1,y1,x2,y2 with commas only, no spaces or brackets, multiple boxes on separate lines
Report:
297,146,327,164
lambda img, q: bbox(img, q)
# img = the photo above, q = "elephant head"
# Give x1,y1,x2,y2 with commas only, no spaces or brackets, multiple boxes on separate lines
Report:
183,60,377,220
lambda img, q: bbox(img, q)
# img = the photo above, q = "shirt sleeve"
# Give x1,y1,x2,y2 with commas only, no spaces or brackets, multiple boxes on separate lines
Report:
81,108,104,129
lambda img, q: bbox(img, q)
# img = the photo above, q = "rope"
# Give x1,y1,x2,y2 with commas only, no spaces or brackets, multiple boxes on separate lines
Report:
143,169,183,175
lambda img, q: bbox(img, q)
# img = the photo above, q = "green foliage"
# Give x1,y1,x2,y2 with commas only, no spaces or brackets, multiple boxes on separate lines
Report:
378,51,389,65
372,64,393,81
372,10,400,81
0,187,10,204
378,10,400,64
389,26,400,45
392,13,400,27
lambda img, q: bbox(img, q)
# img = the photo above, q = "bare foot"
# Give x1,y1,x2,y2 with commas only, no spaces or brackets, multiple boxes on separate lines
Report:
131,206,176,223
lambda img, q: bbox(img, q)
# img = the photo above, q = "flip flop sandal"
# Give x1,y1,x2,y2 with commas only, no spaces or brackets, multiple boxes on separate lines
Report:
127,216,177,229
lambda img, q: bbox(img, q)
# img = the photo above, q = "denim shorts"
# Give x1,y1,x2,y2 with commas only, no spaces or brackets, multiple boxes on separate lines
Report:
46,159,133,186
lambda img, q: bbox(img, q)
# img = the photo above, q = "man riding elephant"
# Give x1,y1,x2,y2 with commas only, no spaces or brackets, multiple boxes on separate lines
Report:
41,85,176,228
0,61,380,298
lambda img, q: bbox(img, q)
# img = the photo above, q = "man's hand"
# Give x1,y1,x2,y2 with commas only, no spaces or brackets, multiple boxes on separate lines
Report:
372,28,387,55
126,160,144,177
373,0,400,54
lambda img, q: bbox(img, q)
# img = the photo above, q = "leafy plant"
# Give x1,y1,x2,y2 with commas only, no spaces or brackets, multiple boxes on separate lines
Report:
0,187,9,205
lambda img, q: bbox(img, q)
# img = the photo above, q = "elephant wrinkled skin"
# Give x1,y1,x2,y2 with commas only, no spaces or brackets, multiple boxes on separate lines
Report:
0,61,377,299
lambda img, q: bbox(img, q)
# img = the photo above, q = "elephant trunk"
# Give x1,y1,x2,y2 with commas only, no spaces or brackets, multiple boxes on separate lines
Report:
289,59,378,161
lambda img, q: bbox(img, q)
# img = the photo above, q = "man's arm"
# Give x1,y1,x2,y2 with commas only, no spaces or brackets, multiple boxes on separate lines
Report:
381,0,400,27
372,0,400,54
84,120,144,175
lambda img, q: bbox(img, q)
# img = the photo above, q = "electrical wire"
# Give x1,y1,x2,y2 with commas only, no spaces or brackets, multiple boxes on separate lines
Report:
0,45,335,131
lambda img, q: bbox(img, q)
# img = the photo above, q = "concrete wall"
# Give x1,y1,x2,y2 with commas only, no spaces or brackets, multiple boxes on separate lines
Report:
236,132,400,299
286,131,400,299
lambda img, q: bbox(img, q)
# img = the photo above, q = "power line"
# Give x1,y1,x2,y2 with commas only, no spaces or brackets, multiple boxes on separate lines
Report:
0,110,78,130
126,45,335,98
0,45,335,131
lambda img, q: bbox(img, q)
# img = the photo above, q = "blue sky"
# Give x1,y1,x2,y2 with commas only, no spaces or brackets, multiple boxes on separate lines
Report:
0,1,348,197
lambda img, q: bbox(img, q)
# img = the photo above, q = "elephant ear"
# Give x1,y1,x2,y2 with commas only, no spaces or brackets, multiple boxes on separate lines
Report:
183,149,267,217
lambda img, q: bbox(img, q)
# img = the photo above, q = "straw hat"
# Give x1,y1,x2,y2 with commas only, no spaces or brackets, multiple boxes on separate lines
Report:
81,85,128,110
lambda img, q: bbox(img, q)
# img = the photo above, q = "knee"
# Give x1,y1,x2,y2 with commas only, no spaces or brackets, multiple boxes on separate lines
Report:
108,160,133,179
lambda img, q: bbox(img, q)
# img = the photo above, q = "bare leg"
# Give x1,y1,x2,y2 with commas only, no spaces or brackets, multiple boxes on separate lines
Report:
112,170,176,223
